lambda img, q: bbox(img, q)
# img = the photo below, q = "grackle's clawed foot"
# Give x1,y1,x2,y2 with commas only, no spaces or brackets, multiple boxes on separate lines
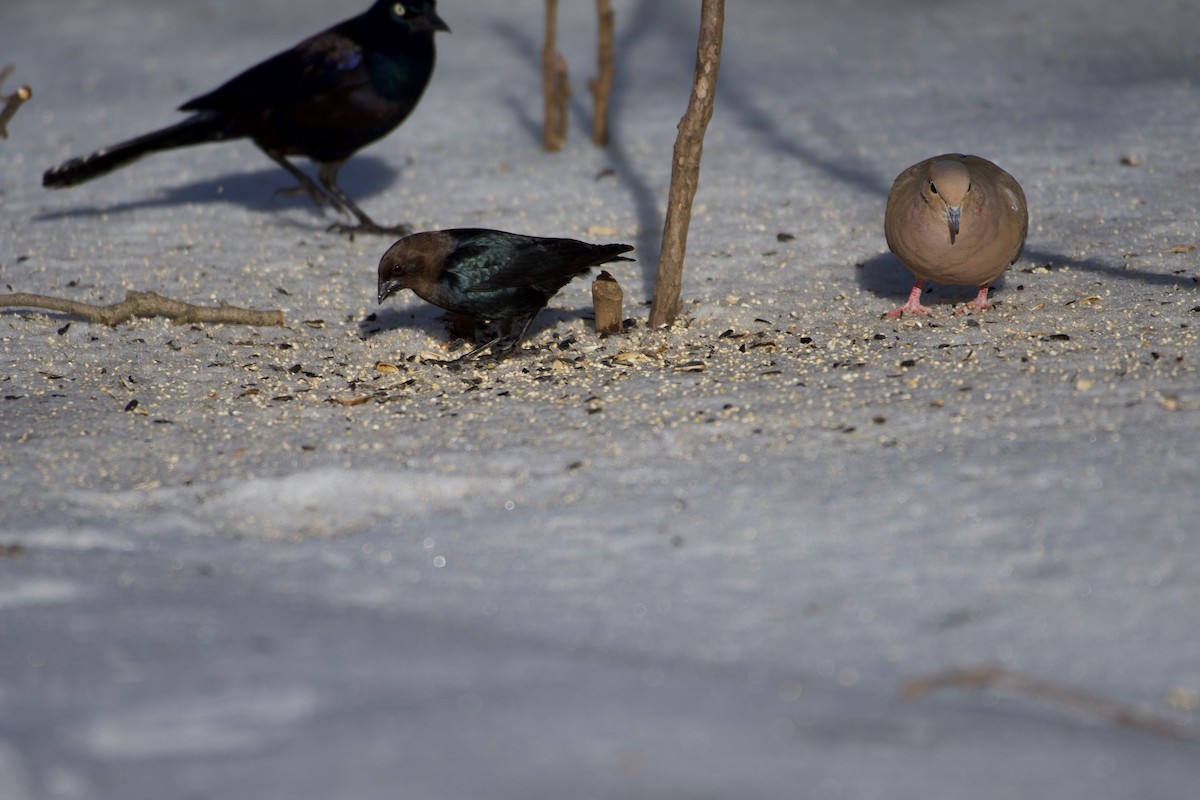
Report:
328,219,412,238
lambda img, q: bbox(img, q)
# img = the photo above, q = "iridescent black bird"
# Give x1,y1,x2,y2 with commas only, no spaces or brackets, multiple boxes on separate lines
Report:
43,1,449,235
377,228,635,360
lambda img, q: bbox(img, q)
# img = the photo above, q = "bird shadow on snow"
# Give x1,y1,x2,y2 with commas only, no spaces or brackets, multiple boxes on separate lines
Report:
856,247,1198,310
854,250,1008,307
361,304,588,353
32,155,401,228
1021,247,1200,290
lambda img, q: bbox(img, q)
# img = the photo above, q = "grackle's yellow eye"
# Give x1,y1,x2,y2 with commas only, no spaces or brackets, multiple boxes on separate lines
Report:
391,3,408,18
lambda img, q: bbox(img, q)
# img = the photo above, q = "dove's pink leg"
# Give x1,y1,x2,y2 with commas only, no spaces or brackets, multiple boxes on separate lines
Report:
953,284,994,315
884,279,933,318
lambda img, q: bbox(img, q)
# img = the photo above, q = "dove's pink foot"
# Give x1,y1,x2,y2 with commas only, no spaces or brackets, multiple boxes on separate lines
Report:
884,280,933,319
952,284,994,316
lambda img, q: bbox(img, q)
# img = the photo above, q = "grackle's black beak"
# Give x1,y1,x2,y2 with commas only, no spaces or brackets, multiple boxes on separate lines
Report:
421,9,451,34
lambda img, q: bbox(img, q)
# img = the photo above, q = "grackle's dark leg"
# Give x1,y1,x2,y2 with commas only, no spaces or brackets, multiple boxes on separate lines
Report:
262,150,344,212
318,161,411,237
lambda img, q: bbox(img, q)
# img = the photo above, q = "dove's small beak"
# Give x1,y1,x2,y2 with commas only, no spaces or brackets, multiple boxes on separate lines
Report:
947,206,961,244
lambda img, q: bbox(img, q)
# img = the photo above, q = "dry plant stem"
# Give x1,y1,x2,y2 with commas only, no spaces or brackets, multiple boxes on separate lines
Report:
590,0,616,147
0,291,285,327
591,269,623,333
0,64,32,140
903,664,1193,742
542,0,569,151
648,0,724,327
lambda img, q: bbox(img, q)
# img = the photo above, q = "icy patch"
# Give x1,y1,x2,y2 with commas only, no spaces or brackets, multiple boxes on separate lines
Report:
66,467,519,540
80,687,319,759
0,580,80,610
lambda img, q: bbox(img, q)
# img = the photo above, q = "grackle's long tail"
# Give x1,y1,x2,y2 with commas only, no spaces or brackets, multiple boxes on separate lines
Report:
43,110,237,188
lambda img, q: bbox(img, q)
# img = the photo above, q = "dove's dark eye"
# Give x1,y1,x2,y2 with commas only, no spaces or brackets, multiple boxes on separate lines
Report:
929,182,938,195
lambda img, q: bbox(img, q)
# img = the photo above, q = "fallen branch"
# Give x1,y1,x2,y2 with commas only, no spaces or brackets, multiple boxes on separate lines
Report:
903,663,1193,741
0,290,285,327
589,0,616,147
648,0,724,327
542,0,570,151
0,64,33,140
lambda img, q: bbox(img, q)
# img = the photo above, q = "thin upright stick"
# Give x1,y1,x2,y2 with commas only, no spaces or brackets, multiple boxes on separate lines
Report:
648,0,724,327
590,0,616,147
542,0,569,151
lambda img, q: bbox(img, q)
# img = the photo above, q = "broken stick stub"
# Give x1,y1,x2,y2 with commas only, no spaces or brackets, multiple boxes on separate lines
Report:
0,64,33,140
592,269,623,334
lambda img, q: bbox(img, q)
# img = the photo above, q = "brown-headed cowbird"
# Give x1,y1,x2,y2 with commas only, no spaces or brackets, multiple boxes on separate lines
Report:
43,1,449,235
377,228,634,359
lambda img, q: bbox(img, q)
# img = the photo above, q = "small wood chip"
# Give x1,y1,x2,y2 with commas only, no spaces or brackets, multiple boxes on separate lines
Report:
611,351,650,365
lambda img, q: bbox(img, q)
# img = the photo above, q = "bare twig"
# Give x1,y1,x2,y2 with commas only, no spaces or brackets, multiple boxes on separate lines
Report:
648,0,724,327
0,64,33,140
542,0,570,151
0,291,285,327
592,269,623,333
589,0,616,147
903,664,1193,741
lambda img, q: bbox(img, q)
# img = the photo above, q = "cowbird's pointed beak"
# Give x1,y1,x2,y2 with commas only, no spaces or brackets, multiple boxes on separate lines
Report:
947,205,961,244
378,279,402,305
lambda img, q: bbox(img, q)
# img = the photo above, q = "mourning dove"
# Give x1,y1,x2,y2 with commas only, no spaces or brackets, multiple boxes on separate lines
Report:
883,154,1028,317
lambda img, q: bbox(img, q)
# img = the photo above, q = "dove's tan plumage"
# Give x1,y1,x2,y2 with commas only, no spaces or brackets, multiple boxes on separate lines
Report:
883,154,1028,317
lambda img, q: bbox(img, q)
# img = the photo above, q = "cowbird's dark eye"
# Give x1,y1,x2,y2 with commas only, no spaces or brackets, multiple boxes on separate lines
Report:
929,182,938,195
391,3,408,19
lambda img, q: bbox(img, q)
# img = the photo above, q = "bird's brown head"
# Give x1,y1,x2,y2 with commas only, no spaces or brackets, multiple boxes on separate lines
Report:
377,231,453,304
924,159,972,244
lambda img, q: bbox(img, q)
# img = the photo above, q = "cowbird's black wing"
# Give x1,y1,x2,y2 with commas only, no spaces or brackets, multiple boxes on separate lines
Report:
180,32,367,112
467,235,633,291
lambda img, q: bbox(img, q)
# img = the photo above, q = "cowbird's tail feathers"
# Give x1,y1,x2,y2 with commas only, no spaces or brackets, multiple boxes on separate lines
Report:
43,111,236,188
514,240,634,287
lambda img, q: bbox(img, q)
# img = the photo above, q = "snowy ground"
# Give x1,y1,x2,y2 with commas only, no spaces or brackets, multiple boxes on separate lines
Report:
2,0,1199,797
